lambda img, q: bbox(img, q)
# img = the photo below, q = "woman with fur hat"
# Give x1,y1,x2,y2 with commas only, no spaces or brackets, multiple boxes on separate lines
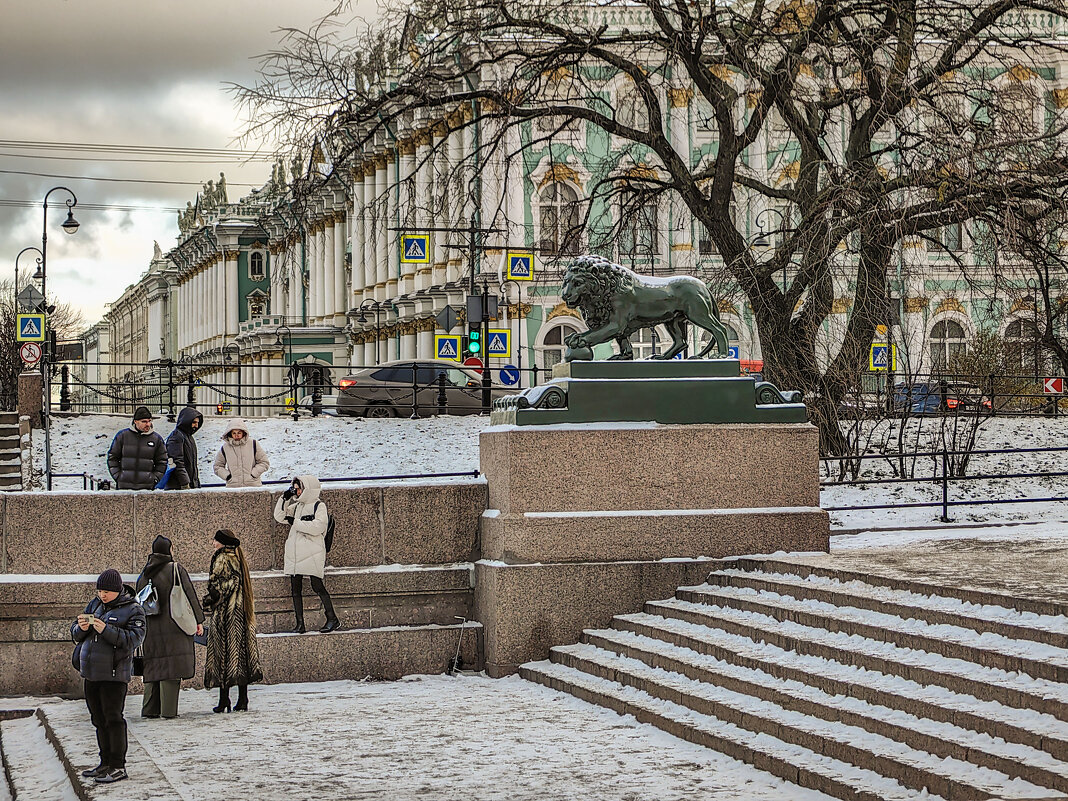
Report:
274,475,340,634
135,536,204,719
70,568,146,785
201,529,262,713
212,419,270,488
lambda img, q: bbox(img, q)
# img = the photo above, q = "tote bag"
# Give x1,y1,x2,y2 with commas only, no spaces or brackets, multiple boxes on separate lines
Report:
169,563,198,636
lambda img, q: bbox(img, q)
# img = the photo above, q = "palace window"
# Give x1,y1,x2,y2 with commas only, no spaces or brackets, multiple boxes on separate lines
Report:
619,200,659,257
538,183,582,256
249,251,266,280
928,223,963,253
929,319,967,371
540,323,580,370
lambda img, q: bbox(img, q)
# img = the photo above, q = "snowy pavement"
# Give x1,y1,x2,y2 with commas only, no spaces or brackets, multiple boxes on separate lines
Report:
19,675,835,801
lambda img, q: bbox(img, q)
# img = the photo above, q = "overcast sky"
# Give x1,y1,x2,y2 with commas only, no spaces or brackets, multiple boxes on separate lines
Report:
0,1,373,328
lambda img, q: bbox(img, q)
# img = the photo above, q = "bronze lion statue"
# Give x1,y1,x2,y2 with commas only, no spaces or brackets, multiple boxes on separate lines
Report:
561,255,730,360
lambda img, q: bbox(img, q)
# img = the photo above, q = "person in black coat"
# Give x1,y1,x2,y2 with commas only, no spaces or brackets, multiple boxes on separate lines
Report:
166,407,204,490
70,568,146,785
135,535,204,719
107,407,167,490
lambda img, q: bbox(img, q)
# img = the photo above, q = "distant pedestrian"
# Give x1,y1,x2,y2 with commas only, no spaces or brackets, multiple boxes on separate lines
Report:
106,406,167,490
165,407,203,489
70,568,146,785
212,419,270,487
134,536,204,719
202,529,262,713
275,475,340,634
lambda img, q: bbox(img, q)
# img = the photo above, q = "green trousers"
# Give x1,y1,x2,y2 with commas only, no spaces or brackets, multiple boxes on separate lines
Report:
141,679,181,719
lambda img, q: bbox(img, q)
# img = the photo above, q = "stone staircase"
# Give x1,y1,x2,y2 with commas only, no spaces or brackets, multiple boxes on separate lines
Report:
0,412,22,492
521,557,1068,801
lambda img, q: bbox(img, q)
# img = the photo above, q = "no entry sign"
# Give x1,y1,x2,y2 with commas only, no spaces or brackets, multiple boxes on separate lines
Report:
1043,377,1064,394
19,342,42,367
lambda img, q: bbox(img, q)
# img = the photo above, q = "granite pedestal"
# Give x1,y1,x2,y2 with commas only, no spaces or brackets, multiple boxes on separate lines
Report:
475,422,829,676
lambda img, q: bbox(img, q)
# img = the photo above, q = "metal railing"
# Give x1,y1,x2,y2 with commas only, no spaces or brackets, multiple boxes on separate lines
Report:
48,469,481,492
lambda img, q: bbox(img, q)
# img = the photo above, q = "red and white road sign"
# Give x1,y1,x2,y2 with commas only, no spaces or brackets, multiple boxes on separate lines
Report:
1044,377,1064,394
463,356,484,375
19,342,42,367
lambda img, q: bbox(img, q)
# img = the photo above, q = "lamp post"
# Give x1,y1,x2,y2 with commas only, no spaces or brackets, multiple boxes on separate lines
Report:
223,342,241,416
499,279,523,387
752,207,788,293
34,187,79,491
275,325,298,421
14,247,43,308
356,300,383,365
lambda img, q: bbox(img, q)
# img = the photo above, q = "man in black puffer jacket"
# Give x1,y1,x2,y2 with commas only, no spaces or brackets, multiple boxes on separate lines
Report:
71,569,146,785
107,407,168,490
165,406,204,490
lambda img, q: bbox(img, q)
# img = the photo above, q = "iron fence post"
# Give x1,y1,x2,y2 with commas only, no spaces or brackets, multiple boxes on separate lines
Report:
437,372,447,416
410,370,420,419
165,359,176,422
940,447,951,523
60,365,70,411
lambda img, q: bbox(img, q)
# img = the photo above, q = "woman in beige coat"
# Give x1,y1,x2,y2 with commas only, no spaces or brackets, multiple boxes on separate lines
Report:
213,420,269,487
273,475,339,634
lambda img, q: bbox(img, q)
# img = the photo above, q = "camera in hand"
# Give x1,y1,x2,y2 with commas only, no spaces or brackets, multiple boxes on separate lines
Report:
282,487,296,500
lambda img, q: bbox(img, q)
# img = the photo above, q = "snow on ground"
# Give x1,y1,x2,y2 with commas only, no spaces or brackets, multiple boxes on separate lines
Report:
30,675,833,801
34,413,1068,530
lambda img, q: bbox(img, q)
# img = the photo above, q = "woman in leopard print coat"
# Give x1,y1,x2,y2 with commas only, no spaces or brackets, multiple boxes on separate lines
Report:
202,529,262,712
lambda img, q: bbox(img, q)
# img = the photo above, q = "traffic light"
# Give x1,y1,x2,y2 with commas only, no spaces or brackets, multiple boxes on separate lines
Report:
467,328,482,355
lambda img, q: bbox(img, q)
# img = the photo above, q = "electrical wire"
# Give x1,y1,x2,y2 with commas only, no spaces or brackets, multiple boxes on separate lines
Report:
0,200,181,213
0,139,269,157
0,167,260,187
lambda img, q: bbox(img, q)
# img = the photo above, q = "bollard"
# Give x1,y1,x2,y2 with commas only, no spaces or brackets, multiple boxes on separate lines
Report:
312,384,323,417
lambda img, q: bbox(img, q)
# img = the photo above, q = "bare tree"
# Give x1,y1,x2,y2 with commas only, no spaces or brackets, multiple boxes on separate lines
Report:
237,0,1068,454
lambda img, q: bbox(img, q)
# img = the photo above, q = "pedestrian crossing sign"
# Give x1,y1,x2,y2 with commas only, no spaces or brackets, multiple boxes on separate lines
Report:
487,329,511,357
401,234,430,264
435,334,462,362
869,344,896,371
16,314,46,342
506,252,534,281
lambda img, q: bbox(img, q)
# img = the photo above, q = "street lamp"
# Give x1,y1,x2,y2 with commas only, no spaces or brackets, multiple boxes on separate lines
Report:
14,246,43,308
37,187,79,491
752,207,788,293
499,279,524,387
275,325,298,421
223,342,241,416
356,300,383,366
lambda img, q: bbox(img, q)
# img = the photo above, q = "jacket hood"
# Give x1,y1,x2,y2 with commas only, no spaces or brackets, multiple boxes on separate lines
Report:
176,406,203,435
105,585,138,608
295,474,321,505
222,419,251,442
142,551,173,580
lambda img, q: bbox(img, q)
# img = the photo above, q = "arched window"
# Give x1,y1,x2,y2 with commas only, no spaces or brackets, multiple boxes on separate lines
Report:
540,323,579,370
1005,318,1039,376
617,84,649,129
696,323,741,358
538,183,581,256
619,200,658,257
930,319,967,371
249,251,265,280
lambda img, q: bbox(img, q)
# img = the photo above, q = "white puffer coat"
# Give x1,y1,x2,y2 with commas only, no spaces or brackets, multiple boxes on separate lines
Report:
213,419,270,487
275,475,328,578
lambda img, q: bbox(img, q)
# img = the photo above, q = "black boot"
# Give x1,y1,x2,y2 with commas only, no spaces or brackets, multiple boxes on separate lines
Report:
291,576,306,633
213,686,231,714
233,684,249,712
313,578,340,633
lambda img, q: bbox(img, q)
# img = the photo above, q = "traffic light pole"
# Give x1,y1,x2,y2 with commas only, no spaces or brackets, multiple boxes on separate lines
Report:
481,290,492,412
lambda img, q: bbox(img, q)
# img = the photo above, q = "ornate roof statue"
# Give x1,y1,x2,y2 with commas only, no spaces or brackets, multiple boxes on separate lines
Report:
216,172,227,205
153,241,163,261
291,151,304,183
202,180,217,212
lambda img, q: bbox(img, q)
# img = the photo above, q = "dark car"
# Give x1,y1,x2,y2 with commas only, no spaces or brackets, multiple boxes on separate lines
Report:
336,360,516,417
892,381,992,415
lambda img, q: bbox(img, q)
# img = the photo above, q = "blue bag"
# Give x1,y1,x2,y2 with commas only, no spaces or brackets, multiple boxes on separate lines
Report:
156,466,175,490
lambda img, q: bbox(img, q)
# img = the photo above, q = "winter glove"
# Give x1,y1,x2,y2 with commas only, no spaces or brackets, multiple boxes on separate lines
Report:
282,487,297,501
284,516,294,525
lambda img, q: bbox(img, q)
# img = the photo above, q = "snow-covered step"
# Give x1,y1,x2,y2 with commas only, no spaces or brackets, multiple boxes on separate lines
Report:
520,659,947,801
612,610,1068,762
647,597,1068,720
0,713,78,801
579,626,1068,793
725,557,1068,619
705,567,1068,649
677,584,1068,684
548,642,1063,800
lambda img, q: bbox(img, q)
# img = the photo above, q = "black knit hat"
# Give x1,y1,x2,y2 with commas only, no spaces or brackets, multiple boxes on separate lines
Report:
96,568,123,593
214,529,240,548
152,535,172,555
132,406,154,422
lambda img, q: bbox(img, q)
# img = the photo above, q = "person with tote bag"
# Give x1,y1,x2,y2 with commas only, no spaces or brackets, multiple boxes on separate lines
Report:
134,536,204,719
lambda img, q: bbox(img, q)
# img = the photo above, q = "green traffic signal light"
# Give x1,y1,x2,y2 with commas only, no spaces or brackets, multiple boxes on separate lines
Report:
467,330,481,355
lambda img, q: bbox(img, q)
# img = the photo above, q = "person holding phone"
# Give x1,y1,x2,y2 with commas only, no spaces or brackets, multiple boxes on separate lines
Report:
274,475,339,634
70,569,146,785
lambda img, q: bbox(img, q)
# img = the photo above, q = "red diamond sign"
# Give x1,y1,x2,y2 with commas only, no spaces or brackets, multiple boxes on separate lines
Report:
1043,377,1064,394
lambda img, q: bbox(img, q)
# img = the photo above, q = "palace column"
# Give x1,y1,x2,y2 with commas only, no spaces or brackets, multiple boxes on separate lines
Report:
333,211,347,326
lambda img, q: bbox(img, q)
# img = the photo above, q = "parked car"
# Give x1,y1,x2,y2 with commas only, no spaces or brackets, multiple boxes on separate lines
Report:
892,381,992,415
336,360,516,417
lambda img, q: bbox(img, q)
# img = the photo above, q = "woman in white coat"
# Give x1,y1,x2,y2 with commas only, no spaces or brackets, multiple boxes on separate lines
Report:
213,420,270,488
273,475,340,633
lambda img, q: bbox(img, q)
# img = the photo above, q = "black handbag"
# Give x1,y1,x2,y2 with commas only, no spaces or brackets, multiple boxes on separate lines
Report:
194,622,209,647
132,647,144,677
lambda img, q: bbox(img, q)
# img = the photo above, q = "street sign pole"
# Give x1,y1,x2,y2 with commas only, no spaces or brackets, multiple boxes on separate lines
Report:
481,286,492,412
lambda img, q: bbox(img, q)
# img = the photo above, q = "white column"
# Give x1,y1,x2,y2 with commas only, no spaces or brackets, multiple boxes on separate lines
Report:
418,327,433,359
400,330,416,360
433,130,449,287
225,251,238,339
414,136,431,292
398,145,416,295
375,159,388,299
385,155,398,297
333,212,347,325
315,221,328,322
352,174,366,299
447,128,465,284
363,169,377,302
323,216,336,323
307,223,320,325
